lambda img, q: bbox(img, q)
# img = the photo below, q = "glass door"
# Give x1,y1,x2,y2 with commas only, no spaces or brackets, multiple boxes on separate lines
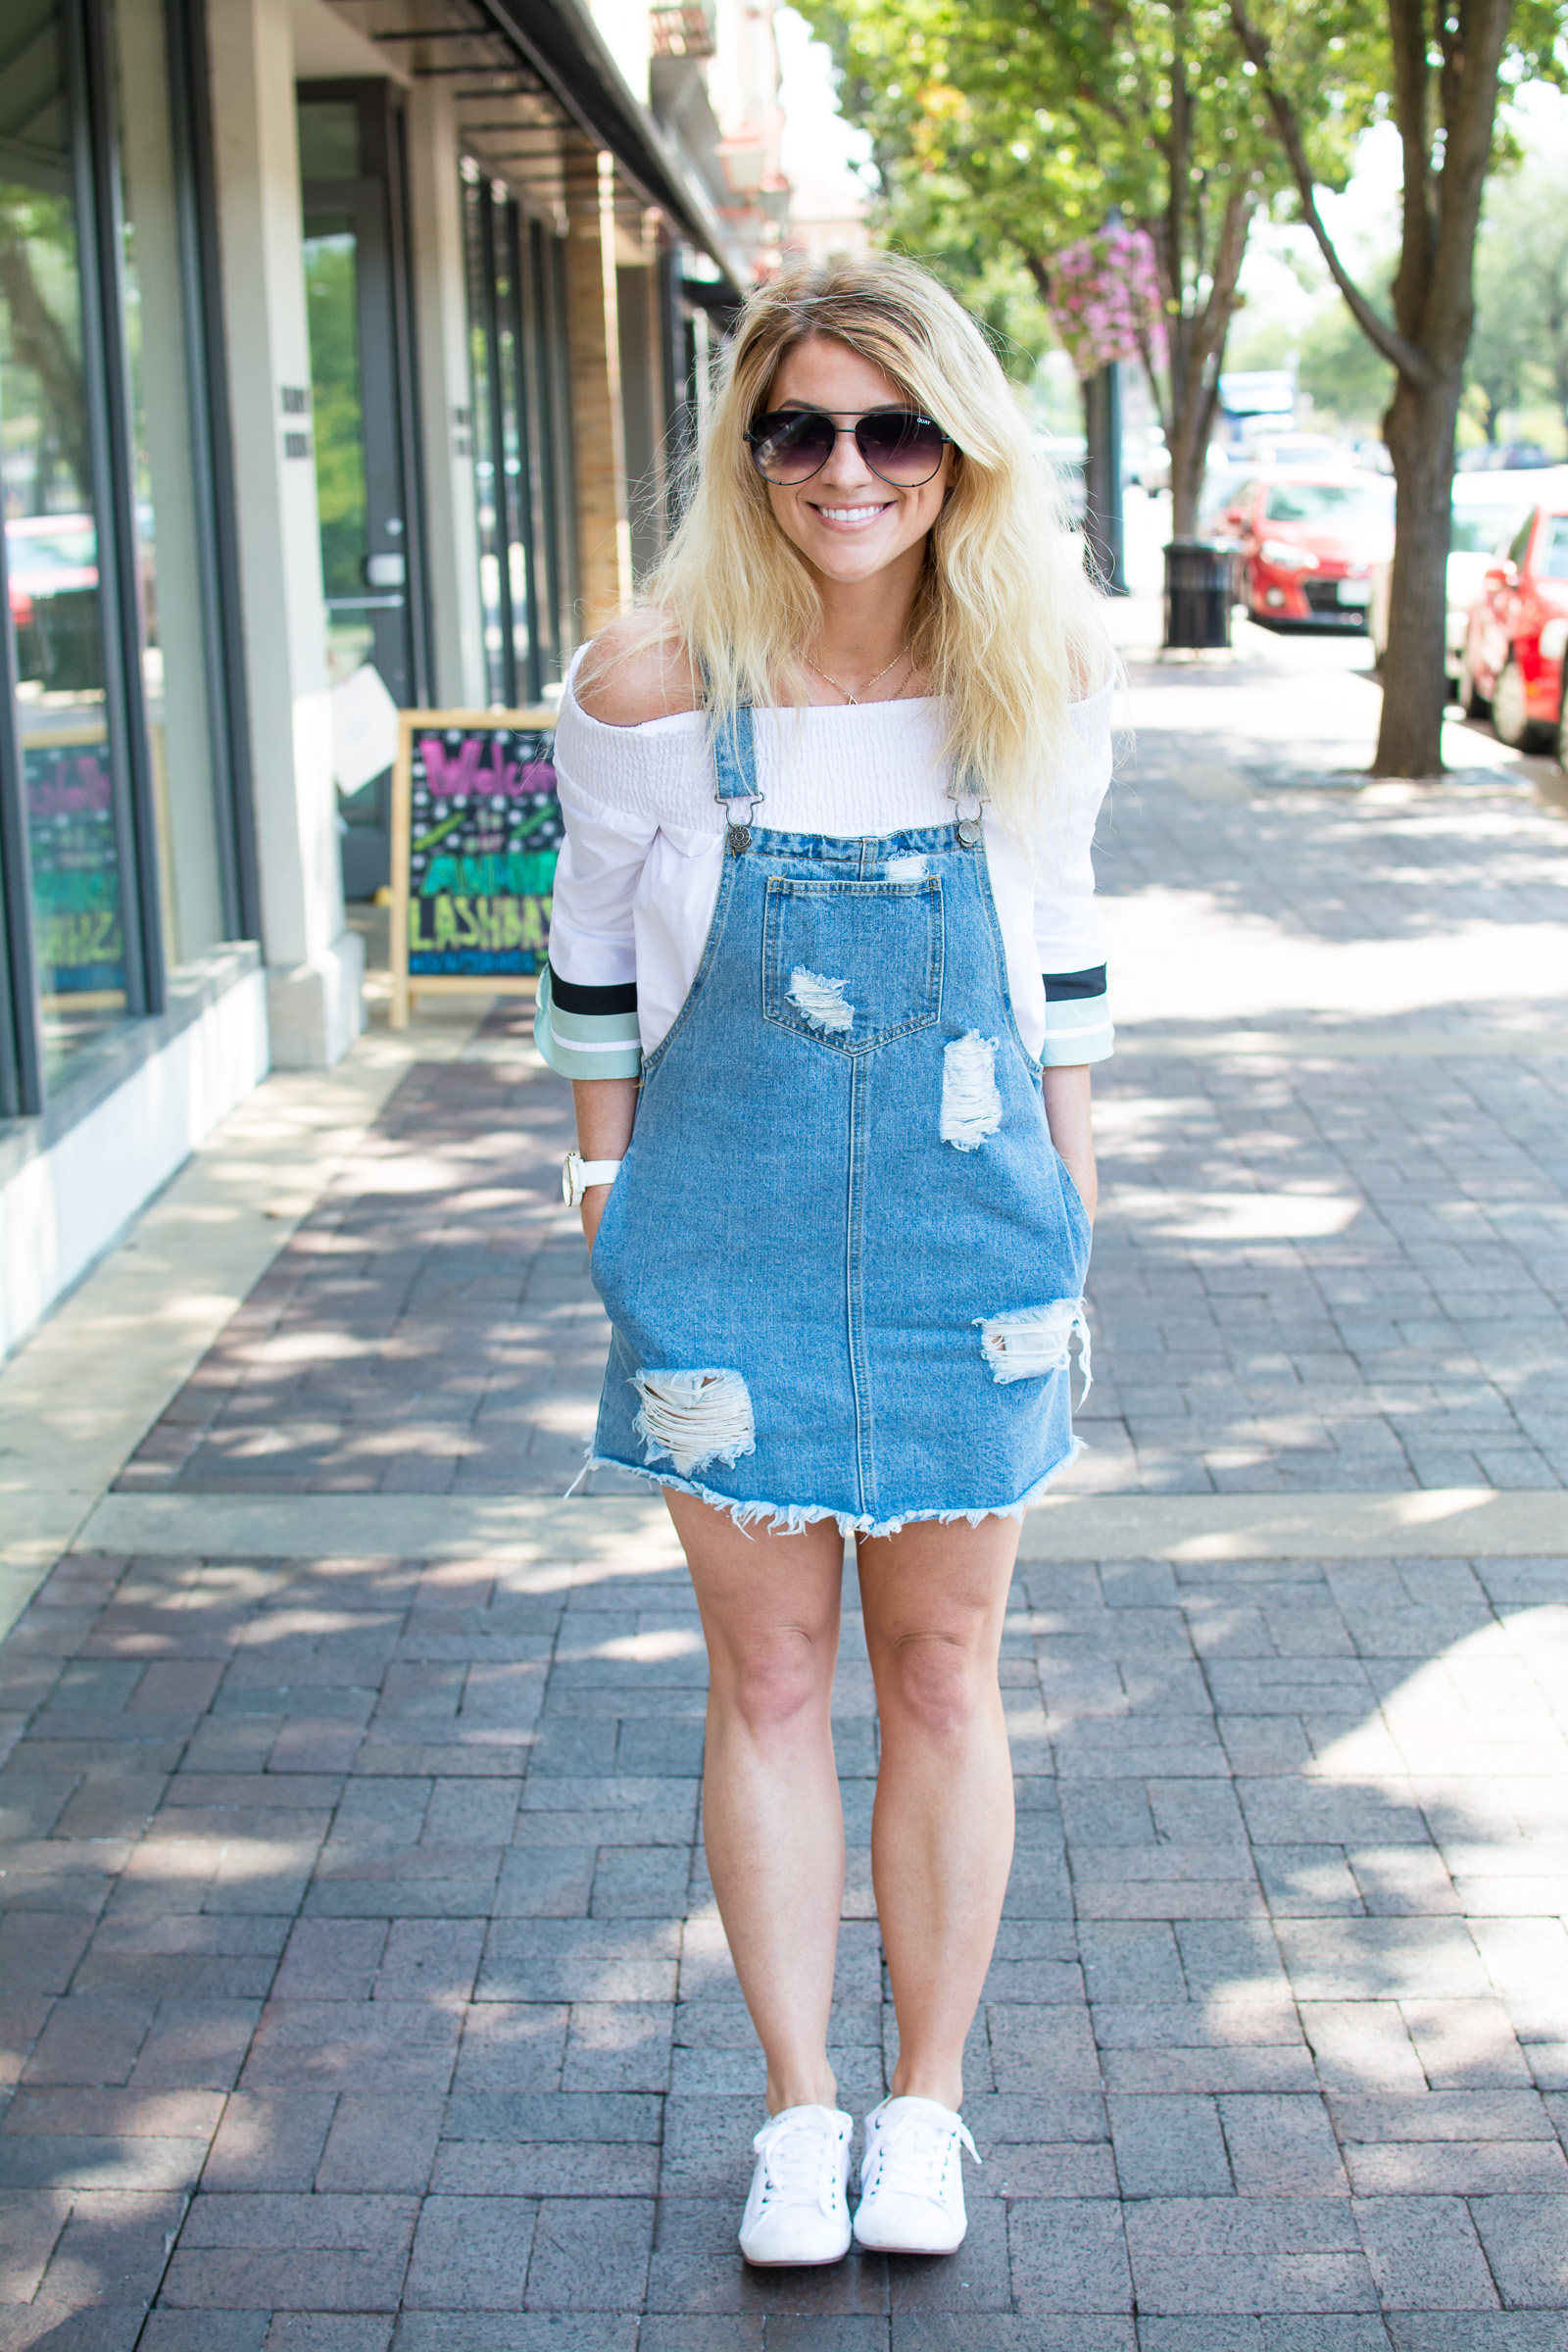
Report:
298,82,425,901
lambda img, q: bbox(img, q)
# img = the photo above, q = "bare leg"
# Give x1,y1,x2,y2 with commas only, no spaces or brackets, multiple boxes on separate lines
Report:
664,1488,849,2114
856,1512,1021,2111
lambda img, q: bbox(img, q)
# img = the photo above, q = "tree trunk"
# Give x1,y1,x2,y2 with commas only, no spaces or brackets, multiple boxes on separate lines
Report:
1375,368,1461,776
1152,184,1252,541
1168,373,1220,539
1225,0,1511,781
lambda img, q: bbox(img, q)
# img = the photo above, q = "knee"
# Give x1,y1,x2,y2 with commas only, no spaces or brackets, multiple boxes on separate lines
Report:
883,1633,991,1742
718,1628,831,1736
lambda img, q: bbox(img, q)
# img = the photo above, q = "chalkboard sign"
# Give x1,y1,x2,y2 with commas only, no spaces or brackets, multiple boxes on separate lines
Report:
24,724,126,1002
389,708,560,1029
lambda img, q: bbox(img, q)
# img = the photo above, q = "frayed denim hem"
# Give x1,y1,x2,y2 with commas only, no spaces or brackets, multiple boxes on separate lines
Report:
564,1438,1084,1540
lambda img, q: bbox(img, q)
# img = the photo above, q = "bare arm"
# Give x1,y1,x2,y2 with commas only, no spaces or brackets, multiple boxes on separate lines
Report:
1042,1063,1097,1224
572,1077,638,1248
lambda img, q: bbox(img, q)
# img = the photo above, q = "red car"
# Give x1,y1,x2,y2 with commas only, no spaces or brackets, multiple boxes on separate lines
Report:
6,514,98,630
1458,493,1568,754
1220,471,1395,629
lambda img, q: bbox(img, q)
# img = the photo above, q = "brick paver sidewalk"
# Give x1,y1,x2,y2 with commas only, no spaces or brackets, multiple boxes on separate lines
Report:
3,632,1568,2346
5,1531,1568,2345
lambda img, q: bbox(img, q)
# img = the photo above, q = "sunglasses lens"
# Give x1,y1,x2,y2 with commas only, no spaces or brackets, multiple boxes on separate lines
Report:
858,412,947,482
750,412,835,481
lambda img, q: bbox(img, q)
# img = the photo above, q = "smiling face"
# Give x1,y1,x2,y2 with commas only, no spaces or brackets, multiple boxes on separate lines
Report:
758,334,956,590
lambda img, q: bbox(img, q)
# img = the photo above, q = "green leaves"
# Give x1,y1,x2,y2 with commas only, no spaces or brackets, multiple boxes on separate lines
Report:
799,0,1284,273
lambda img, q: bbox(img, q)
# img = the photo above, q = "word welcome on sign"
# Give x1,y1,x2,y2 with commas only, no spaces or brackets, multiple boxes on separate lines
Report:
389,707,560,1029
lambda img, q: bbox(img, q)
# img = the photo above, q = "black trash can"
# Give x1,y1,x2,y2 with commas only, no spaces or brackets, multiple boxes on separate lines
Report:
1163,540,1233,650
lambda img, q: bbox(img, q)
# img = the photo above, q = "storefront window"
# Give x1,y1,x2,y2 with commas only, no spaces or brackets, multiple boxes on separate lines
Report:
463,170,509,708
114,0,228,969
0,1,128,1079
303,206,372,689
463,171,574,709
299,83,421,899
301,96,370,693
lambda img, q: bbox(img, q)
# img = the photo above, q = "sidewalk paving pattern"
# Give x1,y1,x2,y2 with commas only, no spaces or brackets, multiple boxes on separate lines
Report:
3,630,1568,2345
112,731,1568,1504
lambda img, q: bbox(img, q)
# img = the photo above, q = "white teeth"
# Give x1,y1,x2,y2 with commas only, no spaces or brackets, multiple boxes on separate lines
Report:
818,505,885,521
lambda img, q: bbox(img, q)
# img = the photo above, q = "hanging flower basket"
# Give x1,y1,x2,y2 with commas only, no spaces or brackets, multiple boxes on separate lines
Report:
1045,227,1165,378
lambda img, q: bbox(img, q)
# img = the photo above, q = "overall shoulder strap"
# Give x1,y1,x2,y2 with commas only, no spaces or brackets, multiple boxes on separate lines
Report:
709,699,759,808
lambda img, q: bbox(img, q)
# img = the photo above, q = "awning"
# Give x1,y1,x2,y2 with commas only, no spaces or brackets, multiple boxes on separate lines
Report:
481,0,740,284
353,0,744,290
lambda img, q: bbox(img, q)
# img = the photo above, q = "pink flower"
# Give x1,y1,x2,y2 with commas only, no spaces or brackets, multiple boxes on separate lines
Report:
1045,228,1165,376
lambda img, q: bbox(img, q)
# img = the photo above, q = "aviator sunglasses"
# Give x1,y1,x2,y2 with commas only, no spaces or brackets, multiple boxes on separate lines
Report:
746,406,954,488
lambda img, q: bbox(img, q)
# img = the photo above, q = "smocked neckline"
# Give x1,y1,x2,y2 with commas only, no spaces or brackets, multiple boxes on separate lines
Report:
560,676,1113,740
561,687,943,739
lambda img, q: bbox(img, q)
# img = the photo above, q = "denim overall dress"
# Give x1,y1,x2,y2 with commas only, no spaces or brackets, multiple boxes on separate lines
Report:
585,705,1093,1538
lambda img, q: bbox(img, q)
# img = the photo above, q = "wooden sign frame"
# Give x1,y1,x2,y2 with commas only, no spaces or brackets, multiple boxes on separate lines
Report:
388,706,559,1030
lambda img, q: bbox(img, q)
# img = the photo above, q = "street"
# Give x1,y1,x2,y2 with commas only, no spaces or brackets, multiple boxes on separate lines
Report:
1,593,1567,2343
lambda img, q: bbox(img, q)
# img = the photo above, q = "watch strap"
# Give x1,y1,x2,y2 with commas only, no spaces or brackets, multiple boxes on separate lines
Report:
564,1151,622,1206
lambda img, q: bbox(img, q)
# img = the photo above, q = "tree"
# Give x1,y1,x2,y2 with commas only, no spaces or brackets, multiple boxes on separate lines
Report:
1298,277,1397,431
0,194,89,508
800,0,1308,535
1463,293,1533,444
1469,135,1568,441
1224,0,1568,776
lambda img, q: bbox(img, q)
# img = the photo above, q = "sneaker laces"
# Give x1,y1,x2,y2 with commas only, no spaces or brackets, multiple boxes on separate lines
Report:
752,2108,847,2219
865,2102,980,2204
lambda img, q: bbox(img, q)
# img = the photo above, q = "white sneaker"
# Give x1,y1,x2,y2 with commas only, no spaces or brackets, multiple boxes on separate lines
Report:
853,2094,979,2255
738,2102,854,2266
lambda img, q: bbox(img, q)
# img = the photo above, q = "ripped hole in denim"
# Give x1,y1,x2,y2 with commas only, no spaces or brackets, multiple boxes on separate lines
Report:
941,1032,1003,1152
787,967,855,1034
632,1367,758,1476
975,1300,1091,1403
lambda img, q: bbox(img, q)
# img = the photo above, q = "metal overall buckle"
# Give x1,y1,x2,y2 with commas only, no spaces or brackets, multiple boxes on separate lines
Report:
708,690,762,853
950,776,987,848
721,797,762,855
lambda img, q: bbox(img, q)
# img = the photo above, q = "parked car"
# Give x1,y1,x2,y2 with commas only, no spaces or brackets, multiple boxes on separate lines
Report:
6,514,99,693
1242,431,1345,471
6,514,97,629
1458,490,1568,752
1456,442,1560,472
1217,471,1396,628
1367,469,1557,682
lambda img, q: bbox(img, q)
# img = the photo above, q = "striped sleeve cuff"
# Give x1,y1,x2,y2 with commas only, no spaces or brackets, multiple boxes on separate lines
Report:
1042,965,1113,1065
535,963,643,1081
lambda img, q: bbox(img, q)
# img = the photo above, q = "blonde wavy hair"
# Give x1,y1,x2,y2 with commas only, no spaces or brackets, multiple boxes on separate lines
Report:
630,251,1114,834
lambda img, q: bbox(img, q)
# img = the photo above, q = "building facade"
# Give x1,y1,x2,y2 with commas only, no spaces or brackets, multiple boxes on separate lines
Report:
0,0,785,1356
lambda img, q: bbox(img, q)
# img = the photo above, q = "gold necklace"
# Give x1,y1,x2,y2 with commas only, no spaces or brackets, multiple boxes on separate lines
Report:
804,645,912,706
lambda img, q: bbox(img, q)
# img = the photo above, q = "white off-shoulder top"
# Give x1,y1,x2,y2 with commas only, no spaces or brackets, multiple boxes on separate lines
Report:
535,668,1115,1080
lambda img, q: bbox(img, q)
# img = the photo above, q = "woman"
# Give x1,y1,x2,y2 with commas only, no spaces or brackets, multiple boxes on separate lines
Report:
536,254,1114,2267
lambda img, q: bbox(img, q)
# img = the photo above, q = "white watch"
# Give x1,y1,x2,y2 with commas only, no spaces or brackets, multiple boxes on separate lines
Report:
563,1150,622,1207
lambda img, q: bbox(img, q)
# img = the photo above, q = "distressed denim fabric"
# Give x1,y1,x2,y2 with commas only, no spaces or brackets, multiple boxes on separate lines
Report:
585,711,1092,1537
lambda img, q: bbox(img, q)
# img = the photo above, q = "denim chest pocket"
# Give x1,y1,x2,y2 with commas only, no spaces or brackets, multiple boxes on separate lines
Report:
762,875,944,1055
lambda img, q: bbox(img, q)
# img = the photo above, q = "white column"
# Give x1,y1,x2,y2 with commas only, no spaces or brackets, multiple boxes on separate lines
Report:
405,82,486,710
205,0,365,1065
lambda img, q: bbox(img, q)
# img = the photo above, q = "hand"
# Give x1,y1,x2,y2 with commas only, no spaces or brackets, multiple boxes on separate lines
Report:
1041,1063,1097,1222
580,1185,612,1251
1057,1146,1098,1226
